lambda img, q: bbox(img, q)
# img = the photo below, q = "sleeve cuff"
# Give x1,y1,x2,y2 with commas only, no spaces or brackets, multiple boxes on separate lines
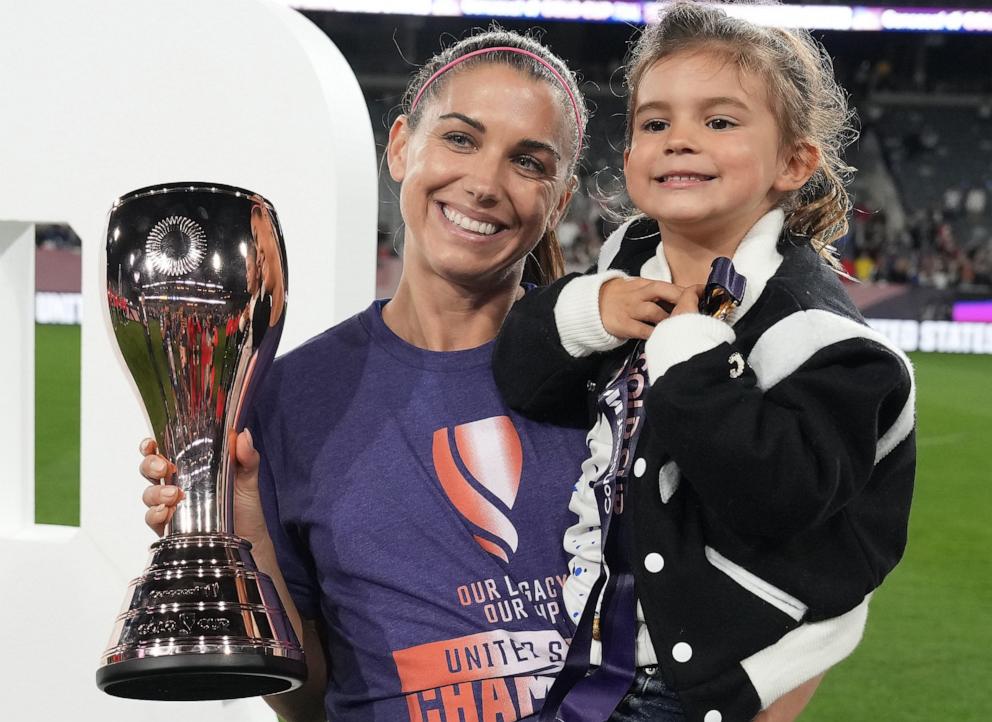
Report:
645,313,737,383
554,271,627,357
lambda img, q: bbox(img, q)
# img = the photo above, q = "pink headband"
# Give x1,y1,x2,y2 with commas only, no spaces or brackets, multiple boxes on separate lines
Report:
410,46,583,162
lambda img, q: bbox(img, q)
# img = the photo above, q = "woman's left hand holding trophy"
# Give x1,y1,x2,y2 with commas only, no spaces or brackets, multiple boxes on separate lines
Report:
139,430,263,540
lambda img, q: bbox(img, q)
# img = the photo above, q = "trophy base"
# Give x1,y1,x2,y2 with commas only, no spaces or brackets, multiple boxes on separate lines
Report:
96,652,307,700
97,534,307,700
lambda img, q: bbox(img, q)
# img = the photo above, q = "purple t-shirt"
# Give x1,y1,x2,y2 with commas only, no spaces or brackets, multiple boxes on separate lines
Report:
252,301,586,721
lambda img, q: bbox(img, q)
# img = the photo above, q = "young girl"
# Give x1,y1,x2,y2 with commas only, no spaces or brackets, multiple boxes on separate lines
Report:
494,3,916,721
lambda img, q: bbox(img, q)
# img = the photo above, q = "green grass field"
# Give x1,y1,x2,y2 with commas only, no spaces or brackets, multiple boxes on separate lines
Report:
802,352,992,721
35,324,80,526
33,327,992,719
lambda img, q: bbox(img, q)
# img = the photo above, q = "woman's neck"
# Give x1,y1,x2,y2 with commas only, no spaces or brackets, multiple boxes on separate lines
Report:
382,270,520,352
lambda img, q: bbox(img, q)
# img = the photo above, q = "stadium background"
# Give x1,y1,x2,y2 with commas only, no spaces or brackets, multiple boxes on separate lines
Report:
32,2,991,719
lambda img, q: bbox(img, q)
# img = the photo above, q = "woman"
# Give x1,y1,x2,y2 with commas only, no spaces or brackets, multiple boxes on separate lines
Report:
140,29,590,722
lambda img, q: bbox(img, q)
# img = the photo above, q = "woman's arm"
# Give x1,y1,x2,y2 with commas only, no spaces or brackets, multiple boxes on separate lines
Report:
252,530,328,722
753,674,825,722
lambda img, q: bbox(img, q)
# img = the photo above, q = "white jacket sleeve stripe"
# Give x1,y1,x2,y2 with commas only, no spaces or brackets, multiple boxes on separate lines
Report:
740,593,872,710
747,309,916,463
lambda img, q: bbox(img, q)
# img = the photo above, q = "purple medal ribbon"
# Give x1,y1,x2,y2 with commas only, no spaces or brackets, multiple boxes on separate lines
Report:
541,344,649,722
699,257,746,319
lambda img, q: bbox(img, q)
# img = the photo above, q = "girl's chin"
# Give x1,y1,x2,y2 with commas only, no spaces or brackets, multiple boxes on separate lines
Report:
651,211,712,229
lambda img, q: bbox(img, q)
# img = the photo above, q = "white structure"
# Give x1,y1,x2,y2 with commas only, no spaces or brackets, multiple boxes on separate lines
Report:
0,1,376,719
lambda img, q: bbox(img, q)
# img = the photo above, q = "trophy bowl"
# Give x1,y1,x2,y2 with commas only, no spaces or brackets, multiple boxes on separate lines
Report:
96,182,306,700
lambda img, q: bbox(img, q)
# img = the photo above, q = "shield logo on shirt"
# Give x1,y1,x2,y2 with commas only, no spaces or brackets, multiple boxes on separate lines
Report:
432,416,523,562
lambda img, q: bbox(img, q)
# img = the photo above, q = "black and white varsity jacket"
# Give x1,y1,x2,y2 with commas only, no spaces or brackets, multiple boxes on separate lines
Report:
492,210,916,722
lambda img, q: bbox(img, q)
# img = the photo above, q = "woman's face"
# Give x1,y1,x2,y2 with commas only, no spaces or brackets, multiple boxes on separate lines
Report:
387,63,574,289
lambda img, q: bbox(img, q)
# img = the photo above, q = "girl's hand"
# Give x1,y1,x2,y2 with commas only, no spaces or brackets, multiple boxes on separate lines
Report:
599,277,683,340
670,284,705,317
139,430,268,543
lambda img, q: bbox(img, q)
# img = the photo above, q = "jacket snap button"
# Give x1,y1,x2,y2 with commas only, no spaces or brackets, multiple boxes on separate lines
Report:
644,553,664,573
672,642,692,662
704,712,722,722
633,457,647,477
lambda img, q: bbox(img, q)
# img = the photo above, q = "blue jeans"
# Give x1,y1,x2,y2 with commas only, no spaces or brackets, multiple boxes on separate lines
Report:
608,667,687,722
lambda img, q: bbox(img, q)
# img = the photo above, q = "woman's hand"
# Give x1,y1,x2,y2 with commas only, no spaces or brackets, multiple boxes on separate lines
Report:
139,430,267,542
139,438,181,536
599,277,683,340
228,429,268,542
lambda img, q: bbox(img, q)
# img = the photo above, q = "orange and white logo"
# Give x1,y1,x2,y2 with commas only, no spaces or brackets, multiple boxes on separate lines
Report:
432,416,523,562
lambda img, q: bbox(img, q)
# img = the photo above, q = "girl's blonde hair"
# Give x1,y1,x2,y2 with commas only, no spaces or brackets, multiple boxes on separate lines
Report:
402,29,589,285
625,1,858,261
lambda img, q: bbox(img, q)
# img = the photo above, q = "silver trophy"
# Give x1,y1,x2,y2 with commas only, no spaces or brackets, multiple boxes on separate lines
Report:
96,182,306,700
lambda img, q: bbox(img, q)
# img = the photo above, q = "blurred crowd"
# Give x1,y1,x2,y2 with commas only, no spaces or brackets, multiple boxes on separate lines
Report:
842,196,992,291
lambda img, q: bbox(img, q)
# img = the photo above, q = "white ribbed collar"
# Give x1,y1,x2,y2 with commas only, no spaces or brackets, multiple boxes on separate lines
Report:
637,209,785,325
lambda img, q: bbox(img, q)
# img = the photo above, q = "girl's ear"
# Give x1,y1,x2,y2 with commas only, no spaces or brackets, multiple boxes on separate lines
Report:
774,141,820,193
386,115,411,183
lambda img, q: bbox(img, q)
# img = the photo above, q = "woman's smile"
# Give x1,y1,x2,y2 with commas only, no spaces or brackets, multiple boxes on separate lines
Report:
437,201,507,239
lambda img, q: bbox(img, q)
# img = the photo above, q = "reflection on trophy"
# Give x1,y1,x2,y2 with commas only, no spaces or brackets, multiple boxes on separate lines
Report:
96,183,306,700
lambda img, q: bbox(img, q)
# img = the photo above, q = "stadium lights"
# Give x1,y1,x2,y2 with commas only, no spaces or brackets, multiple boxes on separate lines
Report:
276,1,992,33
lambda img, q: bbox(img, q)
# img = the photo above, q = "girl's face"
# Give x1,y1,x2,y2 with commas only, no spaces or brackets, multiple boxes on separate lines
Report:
624,49,814,241
387,64,573,289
